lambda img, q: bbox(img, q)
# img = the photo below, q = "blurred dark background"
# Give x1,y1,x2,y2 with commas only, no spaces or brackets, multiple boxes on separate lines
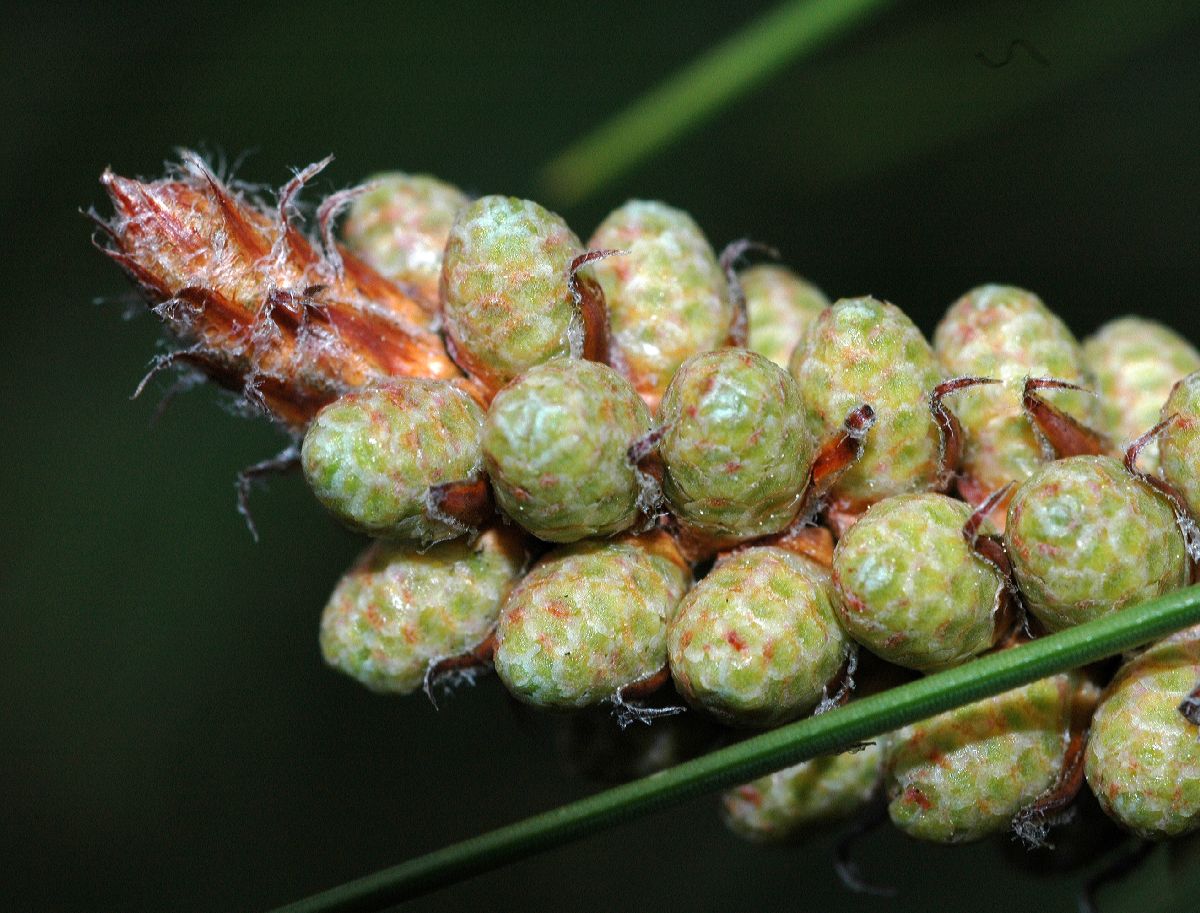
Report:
3,1,1199,910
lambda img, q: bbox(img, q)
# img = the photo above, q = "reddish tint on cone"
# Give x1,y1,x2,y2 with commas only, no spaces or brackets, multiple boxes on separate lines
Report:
96,154,461,430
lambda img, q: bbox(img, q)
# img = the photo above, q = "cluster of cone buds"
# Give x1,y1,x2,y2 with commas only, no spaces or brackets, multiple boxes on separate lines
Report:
96,155,1200,870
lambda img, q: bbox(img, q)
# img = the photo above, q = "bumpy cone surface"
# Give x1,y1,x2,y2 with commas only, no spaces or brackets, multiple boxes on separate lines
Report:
886,673,1082,844
832,493,1001,672
933,285,1097,500
1005,455,1187,632
1086,627,1200,839
740,264,828,369
98,156,459,430
722,739,886,842
658,349,812,543
302,380,485,543
1083,317,1200,470
441,195,588,392
483,358,653,543
668,546,849,727
493,533,690,709
789,297,941,511
341,172,469,305
319,528,526,694
588,200,732,410
1160,370,1200,518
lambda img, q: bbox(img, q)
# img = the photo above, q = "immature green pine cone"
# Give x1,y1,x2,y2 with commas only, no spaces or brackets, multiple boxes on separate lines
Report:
722,738,886,842
493,533,690,710
668,546,849,728
1160,370,1200,519
319,528,526,695
341,172,469,305
441,195,588,390
483,357,654,543
1005,455,1187,632
1086,628,1200,839
933,285,1098,498
789,296,941,511
1083,316,1200,469
588,200,732,411
658,348,811,543
301,380,485,543
886,673,1083,844
832,493,1001,672
740,263,828,369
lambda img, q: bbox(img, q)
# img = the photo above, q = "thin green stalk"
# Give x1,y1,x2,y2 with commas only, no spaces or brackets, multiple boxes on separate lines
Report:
273,584,1200,913
538,0,897,205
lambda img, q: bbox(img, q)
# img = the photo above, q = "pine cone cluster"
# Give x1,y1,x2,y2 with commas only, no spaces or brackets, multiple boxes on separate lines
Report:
95,156,1200,863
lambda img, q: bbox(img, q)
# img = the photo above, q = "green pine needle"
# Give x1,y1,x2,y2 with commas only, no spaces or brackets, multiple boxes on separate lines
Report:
538,0,897,206
273,583,1200,913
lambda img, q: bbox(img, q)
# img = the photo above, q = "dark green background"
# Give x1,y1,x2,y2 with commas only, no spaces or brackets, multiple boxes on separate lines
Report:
3,1,1199,910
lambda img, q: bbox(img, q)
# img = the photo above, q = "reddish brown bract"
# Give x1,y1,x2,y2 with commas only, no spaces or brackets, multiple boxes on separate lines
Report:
96,155,463,430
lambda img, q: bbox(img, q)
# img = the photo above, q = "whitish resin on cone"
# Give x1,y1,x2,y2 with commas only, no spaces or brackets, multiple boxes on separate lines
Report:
97,155,460,430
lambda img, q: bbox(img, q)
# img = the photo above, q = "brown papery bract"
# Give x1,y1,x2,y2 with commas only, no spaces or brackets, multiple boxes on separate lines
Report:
95,154,466,431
